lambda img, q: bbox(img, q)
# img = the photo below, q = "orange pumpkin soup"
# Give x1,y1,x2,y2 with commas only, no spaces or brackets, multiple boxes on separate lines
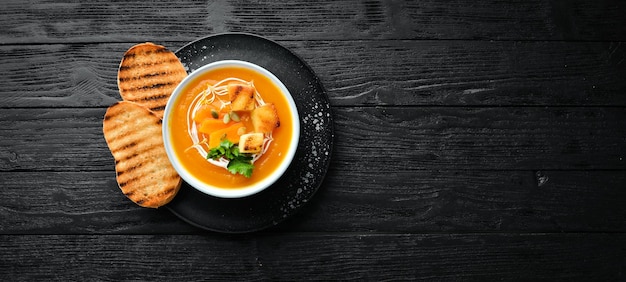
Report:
167,66,295,189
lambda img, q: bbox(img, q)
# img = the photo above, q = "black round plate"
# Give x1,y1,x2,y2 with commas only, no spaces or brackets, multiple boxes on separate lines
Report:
165,33,334,233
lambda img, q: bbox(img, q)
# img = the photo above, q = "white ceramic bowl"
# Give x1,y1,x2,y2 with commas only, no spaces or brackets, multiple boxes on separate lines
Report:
162,60,300,198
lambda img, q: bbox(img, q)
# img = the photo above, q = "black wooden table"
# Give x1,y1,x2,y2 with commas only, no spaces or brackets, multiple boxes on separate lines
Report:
1,0,625,280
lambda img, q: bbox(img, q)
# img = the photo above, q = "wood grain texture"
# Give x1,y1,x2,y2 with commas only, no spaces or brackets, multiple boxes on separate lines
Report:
1,0,626,279
1,107,624,172
332,107,626,171
1,170,625,234
283,169,626,233
0,171,194,234
1,0,625,43
0,234,624,280
1,41,625,108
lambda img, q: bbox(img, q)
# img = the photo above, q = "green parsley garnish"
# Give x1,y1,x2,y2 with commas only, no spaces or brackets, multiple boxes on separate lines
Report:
206,140,254,178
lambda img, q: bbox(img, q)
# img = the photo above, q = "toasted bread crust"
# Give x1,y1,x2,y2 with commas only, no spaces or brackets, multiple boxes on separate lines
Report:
103,101,181,208
117,42,187,119
251,103,280,133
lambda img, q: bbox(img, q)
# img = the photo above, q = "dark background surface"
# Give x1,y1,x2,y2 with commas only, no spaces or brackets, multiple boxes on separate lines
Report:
1,0,625,280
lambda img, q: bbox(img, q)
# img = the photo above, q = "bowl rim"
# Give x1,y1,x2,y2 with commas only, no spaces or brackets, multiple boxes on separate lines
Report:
162,59,300,198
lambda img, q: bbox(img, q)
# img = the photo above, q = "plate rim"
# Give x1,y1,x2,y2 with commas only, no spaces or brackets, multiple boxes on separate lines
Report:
164,32,334,233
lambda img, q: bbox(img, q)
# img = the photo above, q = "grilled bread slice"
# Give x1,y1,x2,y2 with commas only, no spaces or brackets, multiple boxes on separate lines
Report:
103,101,181,208
117,42,187,119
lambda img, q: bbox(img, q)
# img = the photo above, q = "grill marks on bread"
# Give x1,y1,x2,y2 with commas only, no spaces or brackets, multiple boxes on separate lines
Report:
102,101,181,208
117,42,187,118
103,42,187,207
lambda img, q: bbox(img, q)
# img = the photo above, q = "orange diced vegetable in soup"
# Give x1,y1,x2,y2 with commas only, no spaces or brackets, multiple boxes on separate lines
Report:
193,104,218,123
208,123,245,149
198,118,233,135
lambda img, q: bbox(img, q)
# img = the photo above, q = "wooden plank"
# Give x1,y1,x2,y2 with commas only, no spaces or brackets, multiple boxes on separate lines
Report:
1,0,625,43
1,41,625,108
0,108,112,171
280,169,626,232
0,171,194,234
1,170,624,234
332,106,626,171
1,107,624,172
299,40,626,107
0,234,264,280
0,233,624,280
0,44,120,108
